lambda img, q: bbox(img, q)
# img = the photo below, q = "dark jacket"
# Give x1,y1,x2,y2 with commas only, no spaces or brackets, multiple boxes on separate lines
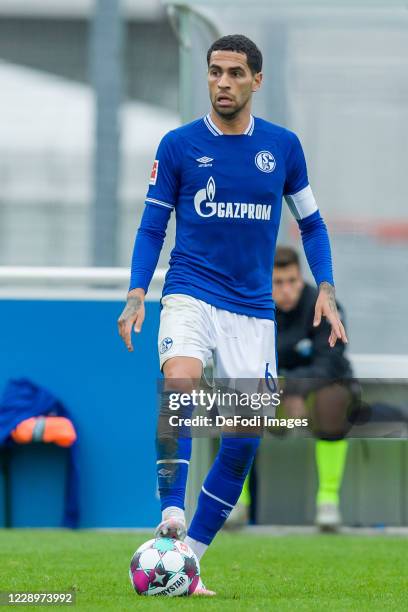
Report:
276,283,352,394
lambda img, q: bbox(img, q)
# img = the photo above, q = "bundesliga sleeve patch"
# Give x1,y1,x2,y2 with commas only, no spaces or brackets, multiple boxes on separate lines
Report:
149,160,159,185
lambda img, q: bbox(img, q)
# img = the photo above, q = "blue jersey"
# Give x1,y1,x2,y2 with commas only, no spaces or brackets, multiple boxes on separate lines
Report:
143,114,320,319
128,116,333,542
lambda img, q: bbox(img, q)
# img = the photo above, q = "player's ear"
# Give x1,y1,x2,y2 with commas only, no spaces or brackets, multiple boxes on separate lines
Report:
252,71,263,92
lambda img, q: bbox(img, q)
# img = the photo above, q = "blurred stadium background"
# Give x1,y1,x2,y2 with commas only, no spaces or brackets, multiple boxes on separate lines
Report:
0,0,408,530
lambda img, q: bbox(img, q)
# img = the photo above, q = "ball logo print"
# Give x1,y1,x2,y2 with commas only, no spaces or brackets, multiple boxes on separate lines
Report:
255,150,276,173
129,538,200,596
159,337,173,354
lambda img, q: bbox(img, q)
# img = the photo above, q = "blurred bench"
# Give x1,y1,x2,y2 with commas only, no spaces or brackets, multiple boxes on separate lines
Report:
187,354,408,525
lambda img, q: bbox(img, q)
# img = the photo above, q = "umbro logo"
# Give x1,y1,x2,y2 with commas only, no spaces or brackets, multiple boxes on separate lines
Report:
196,156,213,167
158,468,172,478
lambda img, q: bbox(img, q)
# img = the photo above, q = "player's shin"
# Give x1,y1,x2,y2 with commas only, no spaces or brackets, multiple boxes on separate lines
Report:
187,436,260,554
156,391,193,519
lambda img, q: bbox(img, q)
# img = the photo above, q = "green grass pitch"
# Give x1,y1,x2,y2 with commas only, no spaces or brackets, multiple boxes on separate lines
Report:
0,530,406,610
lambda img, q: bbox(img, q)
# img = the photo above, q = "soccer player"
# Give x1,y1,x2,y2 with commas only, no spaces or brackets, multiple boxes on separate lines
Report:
118,34,347,595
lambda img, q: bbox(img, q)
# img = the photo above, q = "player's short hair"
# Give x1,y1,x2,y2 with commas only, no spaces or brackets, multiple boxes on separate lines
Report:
274,246,301,269
207,34,263,75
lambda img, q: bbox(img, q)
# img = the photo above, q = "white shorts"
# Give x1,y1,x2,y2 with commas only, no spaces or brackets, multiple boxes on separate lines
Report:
158,293,277,380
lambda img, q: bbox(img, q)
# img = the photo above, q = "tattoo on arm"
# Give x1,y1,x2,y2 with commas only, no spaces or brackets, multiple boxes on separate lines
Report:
319,281,337,314
126,296,142,311
121,296,142,320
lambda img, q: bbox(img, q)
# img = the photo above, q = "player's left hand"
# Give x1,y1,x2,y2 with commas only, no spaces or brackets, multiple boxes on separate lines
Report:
314,282,348,347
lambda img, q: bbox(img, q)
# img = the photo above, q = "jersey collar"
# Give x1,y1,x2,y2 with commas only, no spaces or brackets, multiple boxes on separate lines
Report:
204,113,255,136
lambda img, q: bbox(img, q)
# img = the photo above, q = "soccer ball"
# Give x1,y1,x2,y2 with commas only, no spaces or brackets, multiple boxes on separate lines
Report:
129,538,200,596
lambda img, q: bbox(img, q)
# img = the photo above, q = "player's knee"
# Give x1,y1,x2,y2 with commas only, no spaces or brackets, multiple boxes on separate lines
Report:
312,384,352,440
162,357,202,392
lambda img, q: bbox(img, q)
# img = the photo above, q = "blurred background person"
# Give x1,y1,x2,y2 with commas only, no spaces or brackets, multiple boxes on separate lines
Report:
229,245,352,530
273,246,352,530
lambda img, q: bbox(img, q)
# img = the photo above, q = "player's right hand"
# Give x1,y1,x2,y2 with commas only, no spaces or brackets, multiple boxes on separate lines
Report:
117,289,145,352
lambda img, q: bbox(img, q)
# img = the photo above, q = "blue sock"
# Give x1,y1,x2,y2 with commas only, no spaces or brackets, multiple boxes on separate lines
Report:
188,436,260,544
156,391,193,511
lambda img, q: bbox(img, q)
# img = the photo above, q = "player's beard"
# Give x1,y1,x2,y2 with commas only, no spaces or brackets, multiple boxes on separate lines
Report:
211,92,252,121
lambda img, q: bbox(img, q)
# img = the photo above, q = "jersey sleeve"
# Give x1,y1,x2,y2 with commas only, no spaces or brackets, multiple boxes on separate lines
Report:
283,131,309,196
145,130,180,210
128,204,171,292
283,131,334,286
283,132,318,220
